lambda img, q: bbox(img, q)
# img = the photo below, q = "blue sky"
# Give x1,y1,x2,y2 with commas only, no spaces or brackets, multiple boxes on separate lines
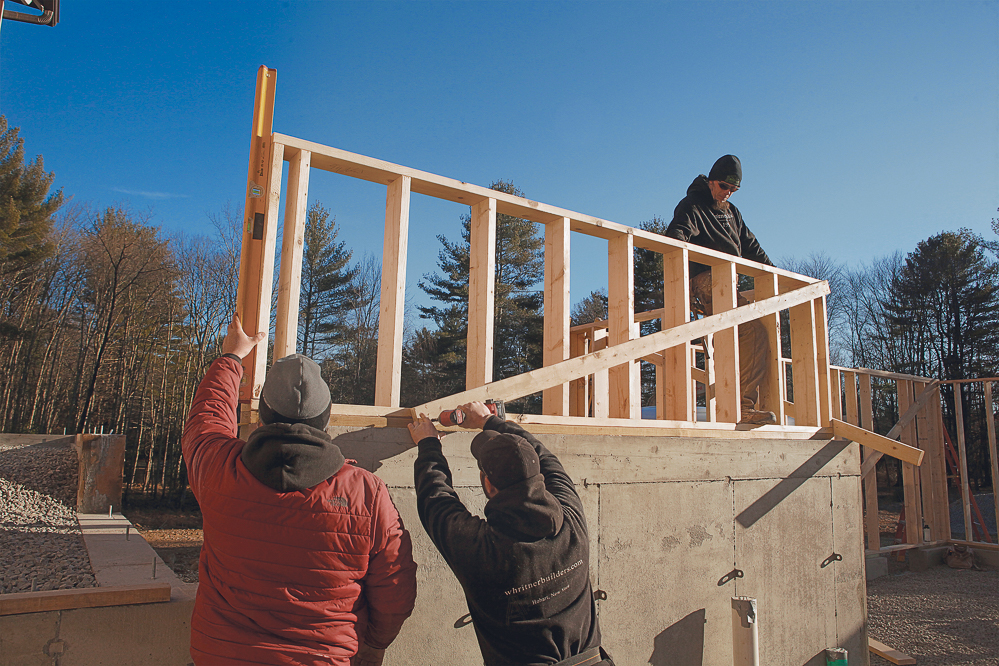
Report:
2,1,997,317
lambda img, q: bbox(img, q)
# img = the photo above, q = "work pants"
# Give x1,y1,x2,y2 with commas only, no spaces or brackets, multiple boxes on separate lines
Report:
689,271,770,412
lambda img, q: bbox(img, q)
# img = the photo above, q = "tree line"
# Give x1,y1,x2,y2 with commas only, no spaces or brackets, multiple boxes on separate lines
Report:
1,116,997,502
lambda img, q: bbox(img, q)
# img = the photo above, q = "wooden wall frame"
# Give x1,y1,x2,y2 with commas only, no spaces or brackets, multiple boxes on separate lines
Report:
234,67,999,558
235,66,856,436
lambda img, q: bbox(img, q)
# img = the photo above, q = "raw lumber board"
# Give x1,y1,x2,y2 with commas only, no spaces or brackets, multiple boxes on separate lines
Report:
0,582,172,616
869,638,916,665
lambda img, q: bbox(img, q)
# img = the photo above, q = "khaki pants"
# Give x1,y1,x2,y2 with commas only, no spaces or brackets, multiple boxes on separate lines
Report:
690,271,770,412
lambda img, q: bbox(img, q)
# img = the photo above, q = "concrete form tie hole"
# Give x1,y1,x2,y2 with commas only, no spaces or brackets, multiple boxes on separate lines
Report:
717,568,744,586
820,553,842,568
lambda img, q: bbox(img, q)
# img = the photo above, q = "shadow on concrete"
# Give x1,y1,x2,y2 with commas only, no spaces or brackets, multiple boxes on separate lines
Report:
805,649,829,666
331,427,416,473
736,439,849,529
648,609,705,666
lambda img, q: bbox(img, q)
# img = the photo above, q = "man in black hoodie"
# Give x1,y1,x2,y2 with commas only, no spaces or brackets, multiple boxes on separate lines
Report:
409,402,613,666
665,154,778,425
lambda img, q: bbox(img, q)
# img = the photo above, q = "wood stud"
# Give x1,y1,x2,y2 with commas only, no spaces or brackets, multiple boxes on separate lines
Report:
986,382,999,545
789,300,820,426
467,197,497,390
543,217,570,415
858,372,880,551
607,232,636,419
374,176,411,407
896,380,923,544
660,248,691,421
711,262,740,423
953,384,974,542
273,148,311,361
754,273,785,423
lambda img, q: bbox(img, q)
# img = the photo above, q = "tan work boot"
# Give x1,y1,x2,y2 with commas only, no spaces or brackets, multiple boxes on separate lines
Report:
740,408,777,426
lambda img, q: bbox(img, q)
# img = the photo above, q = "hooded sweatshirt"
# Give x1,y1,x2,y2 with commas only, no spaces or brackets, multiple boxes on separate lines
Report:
665,175,773,275
182,356,417,665
415,416,601,666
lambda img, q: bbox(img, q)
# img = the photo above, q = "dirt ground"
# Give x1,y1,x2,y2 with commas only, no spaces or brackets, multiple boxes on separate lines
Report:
125,508,203,584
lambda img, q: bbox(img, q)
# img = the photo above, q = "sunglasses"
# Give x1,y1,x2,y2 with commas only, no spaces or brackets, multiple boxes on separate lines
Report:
717,181,739,192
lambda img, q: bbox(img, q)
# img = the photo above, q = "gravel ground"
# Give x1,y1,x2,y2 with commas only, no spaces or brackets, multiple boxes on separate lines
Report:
867,566,999,666
0,441,97,593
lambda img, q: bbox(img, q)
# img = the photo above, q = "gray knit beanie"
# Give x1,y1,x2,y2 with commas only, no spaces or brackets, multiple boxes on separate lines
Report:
260,354,331,423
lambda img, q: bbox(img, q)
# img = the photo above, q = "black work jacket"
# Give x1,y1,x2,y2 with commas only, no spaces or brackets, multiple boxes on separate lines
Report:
665,175,773,275
414,416,601,666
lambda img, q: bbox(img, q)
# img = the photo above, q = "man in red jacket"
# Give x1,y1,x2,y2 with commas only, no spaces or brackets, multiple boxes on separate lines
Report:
183,314,417,666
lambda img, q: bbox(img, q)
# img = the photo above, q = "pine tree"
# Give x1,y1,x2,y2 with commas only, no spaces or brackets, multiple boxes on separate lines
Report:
882,229,999,380
416,180,544,409
297,202,358,359
570,289,608,326
400,327,453,408
325,254,380,405
0,116,63,273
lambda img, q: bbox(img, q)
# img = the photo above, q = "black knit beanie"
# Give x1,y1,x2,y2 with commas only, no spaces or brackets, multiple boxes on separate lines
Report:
708,155,742,187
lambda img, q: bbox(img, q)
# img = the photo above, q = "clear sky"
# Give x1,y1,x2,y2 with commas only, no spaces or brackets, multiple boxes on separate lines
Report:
2,1,997,315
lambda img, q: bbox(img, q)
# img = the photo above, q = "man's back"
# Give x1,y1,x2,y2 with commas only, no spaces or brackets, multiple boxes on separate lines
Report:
413,414,603,665
184,352,416,666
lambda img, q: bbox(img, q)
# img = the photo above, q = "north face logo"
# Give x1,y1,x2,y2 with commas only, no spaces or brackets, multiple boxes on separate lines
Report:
327,497,349,508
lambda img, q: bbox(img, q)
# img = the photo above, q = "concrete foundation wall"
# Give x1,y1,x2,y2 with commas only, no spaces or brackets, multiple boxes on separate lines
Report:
0,508,197,665
336,426,869,666
0,587,197,666
1,427,869,666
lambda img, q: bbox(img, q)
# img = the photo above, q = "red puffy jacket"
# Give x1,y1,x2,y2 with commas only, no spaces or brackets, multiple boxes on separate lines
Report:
182,356,417,665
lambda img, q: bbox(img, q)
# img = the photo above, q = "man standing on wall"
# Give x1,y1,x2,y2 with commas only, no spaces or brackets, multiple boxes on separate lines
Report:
409,402,613,666
665,154,778,425
183,314,417,666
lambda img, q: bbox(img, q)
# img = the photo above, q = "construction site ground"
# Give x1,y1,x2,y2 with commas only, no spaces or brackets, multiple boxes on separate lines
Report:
126,501,999,665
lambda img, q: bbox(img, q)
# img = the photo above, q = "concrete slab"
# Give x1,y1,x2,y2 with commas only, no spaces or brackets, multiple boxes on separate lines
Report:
865,554,888,581
78,513,183,588
908,546,948,572
0,434,74,449
975,547,999,568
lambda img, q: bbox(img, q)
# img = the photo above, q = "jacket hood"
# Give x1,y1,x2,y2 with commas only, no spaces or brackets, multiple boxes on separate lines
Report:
241,422,345,492
686,174,712,199
484,474,564,540
687,174,733,213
